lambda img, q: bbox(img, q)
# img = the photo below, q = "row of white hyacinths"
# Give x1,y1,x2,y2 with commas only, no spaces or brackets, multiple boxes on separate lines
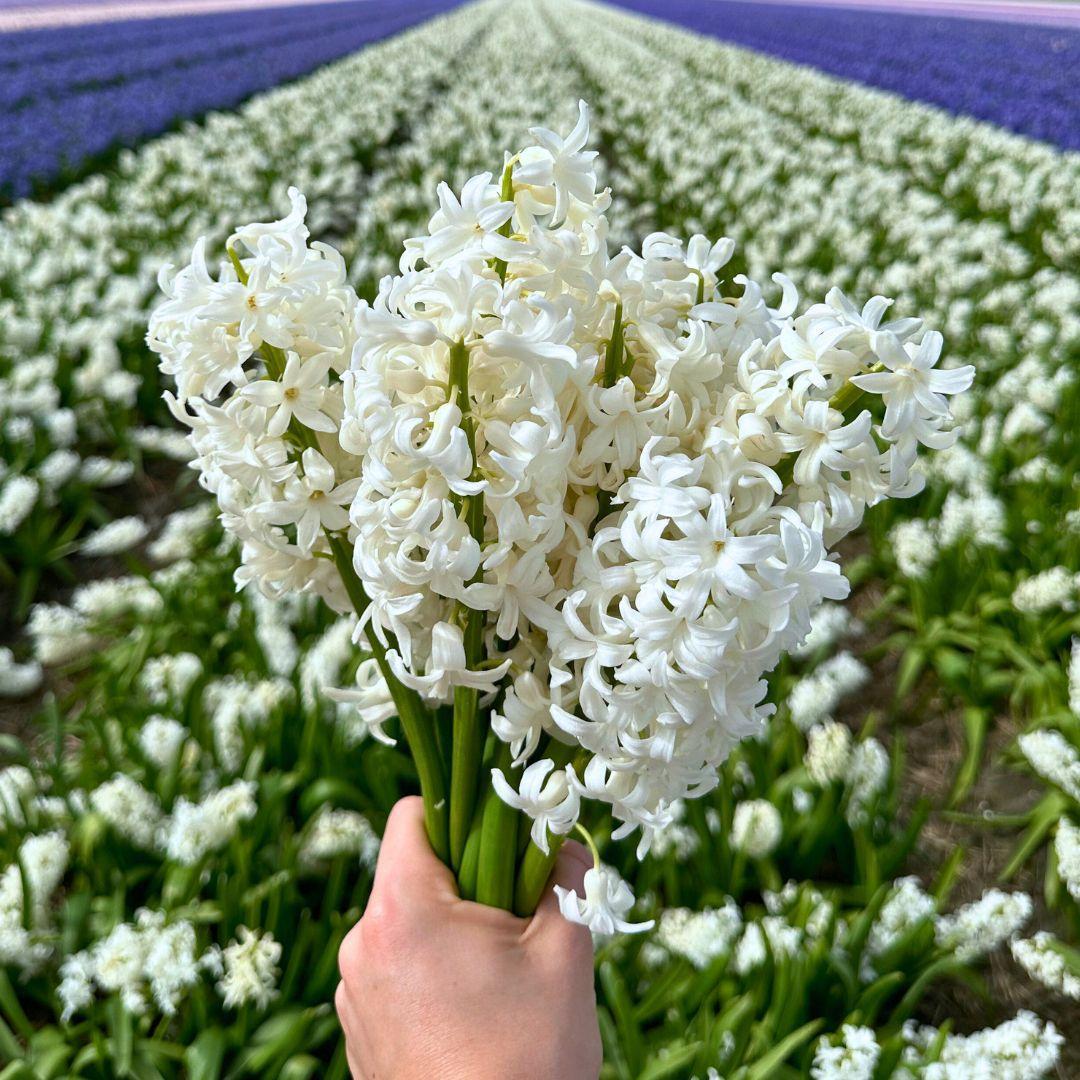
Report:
148,102,972,926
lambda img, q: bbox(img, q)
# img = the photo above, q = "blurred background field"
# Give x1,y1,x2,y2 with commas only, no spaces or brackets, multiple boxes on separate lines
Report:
0,0,1078,1076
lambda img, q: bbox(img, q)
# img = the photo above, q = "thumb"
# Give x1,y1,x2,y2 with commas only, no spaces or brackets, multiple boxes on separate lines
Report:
369,796,459,909
529,839,593,942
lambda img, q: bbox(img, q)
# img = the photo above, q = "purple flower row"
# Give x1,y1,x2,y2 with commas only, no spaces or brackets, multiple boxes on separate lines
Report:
0,2,315,64
1,6,363,109
0,0,460,200
606,0,1080,151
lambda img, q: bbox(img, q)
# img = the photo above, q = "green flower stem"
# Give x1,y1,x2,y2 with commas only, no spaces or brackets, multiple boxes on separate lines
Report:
592,302,627,533
227,245,249,284
239,304,451,863
601,301,624,388
324,534,450,866
513,834,564,917
491,157,516,283
832,367,880,414
450,685,481,871
573,821,601,867
448,337,488,870
457,818,482,901
513,746,600,915
448,339,478,461
474,741,519,909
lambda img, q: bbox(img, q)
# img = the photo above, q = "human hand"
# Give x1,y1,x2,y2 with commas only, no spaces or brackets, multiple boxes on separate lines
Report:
335,796,602,1080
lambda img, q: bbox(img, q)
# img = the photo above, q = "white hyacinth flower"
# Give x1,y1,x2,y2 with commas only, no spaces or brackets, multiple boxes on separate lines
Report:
145,89,973,929
1053,816,1080,902
934,888,1032,962
554,864,653,937
1011,933,1080,1001
655,902,743,969
811,1024,880,1080
731,799,782,859
805,720,853,785
0,475,38,535
389,621,511,701
490,759,580,854
216,927,281,1010
0,647,43,698
79,517,150,557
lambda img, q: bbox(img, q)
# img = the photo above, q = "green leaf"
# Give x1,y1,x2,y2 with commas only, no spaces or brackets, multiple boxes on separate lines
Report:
932,845,966,902
599,961,644,1077
854,971,904,1019
107,996,134,1077
947,708,988,808
233,1007,314,1074
745,1020,824,1080
298,778,367,817
1001,792,1068,881
637,1042,703,1080
895,647,926,701
0,1015,25,1064
597,1007,629,1080
0,972,33,1039
893,957,968,1022
280,1055,321,1080
184,1029,227,1080
0,1064,37,1080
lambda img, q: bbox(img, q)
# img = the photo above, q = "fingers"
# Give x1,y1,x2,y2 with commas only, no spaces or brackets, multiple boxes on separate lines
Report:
544,839,592,904
369,796,459,909
529,839,594,948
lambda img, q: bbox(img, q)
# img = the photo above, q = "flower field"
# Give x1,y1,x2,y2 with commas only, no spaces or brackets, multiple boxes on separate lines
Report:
1,0,1079,1076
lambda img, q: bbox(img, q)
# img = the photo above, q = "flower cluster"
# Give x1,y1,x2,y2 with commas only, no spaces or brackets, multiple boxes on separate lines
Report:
0,831,68,975
1011,933,1080,1001
900,1011,1063,1078
811,1024,879,1080
148,101,970,924
56,911,279,1021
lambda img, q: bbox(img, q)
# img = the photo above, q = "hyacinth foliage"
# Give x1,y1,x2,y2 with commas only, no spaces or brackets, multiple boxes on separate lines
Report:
147,103,971,922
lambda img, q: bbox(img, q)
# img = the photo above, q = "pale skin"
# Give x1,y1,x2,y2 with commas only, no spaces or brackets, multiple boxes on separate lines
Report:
335,796,603,1080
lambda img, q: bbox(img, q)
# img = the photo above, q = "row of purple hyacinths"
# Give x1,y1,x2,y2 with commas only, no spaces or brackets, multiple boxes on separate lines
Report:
0,0,461,200
608,0,1080,151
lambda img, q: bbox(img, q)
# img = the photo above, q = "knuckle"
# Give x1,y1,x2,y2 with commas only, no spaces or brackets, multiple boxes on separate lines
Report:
337,923,365,983
359,891,409,956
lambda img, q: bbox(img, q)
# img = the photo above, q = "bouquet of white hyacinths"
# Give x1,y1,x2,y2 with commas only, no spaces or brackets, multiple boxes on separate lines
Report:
148,102,972,929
